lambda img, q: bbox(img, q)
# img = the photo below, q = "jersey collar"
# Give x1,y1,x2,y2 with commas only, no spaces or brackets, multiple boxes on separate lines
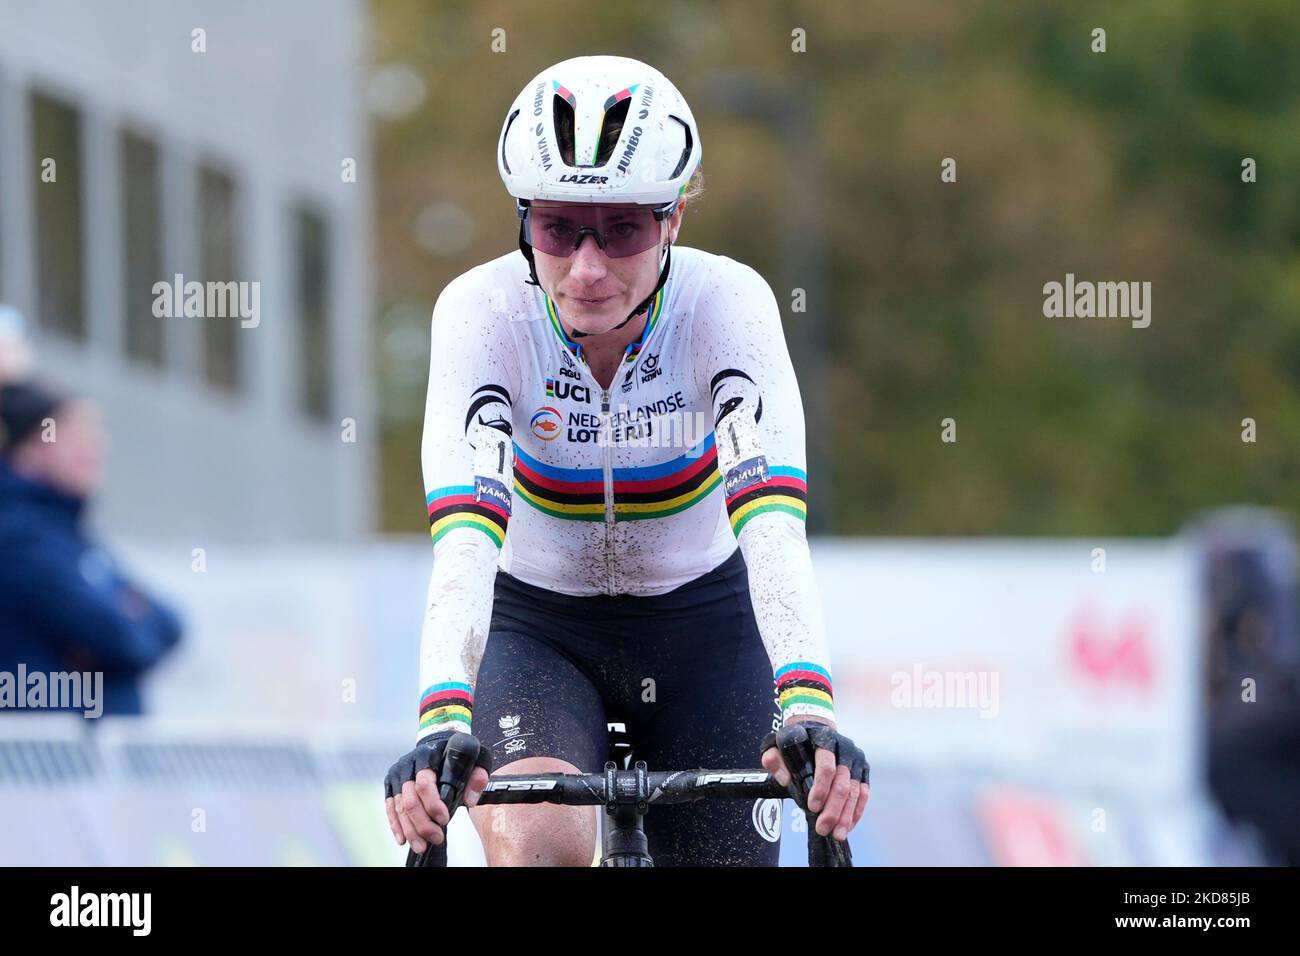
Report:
544,286,665,369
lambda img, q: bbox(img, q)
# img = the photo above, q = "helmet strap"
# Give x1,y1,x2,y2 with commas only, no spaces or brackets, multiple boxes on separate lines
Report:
519,219,542,287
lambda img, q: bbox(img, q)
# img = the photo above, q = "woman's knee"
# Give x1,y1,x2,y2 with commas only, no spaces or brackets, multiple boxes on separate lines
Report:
469,757,598,866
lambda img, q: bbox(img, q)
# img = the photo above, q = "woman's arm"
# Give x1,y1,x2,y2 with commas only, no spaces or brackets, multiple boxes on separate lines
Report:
693,256,836,727
415,272,521,742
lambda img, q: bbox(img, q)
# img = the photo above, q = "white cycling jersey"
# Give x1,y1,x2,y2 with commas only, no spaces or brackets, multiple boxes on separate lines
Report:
415,245,835,740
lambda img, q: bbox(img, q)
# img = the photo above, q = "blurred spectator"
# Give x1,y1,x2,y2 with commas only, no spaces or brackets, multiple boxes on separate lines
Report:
1194,507,1300,715
0,305,33,385
0,381,182,717
1190,508,1300,865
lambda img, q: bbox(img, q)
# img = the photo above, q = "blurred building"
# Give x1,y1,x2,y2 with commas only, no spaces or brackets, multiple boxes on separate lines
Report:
0,0,375,541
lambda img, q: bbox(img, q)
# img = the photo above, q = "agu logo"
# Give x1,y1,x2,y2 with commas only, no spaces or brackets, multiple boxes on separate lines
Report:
530,407,562,441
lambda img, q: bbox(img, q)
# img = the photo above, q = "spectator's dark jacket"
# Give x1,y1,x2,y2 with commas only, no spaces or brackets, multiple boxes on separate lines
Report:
0,461,181,715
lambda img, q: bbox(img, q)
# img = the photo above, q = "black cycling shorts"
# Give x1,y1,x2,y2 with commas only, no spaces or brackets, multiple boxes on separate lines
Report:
473,546,783,866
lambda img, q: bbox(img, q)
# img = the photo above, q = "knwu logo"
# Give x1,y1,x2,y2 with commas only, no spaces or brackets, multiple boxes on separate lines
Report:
639,351,662,384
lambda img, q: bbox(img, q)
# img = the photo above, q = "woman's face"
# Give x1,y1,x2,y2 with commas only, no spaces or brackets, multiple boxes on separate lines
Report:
532,199,685,336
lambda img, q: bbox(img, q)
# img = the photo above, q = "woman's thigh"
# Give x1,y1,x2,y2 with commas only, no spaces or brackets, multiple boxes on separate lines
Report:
468,623,607,866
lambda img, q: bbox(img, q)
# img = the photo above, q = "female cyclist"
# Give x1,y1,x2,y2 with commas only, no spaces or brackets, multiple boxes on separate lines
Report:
384,54,868,866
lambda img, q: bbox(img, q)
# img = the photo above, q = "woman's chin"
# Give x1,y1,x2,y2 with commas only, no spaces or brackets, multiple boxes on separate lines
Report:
565,299,624,333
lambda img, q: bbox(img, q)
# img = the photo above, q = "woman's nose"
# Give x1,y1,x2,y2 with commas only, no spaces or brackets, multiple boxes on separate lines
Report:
567,234,609,281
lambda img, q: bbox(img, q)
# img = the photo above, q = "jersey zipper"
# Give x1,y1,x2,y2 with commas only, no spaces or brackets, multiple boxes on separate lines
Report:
601,387,616,593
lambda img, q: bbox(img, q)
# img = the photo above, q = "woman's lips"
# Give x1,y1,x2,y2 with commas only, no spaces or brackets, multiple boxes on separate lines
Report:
572,294,615,306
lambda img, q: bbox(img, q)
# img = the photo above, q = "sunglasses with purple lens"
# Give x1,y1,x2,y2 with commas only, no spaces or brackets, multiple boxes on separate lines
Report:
518,200,677,259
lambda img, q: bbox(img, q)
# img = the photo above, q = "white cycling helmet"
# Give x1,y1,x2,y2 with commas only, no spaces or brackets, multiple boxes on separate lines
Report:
499,56,702,334
498,54,702,208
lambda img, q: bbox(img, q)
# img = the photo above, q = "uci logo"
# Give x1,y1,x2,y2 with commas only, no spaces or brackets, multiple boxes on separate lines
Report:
530,406,562,441
552,380,590,403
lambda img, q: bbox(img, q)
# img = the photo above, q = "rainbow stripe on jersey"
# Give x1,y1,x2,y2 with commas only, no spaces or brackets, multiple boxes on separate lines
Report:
419,681,473,736
775,661,834,723
427,485,509,547
514,434,720,521
725,466,808,535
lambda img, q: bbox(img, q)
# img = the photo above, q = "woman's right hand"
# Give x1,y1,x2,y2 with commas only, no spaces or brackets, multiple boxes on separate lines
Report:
384,732,492,854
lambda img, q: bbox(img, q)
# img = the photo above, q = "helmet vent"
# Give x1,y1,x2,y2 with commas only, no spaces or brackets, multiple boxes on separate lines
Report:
553,94,577,166
501,108,520,174
594,97,632,167
667,114,694,179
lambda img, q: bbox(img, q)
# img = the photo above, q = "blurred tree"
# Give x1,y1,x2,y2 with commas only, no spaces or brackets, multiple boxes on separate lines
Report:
373,0,1300,536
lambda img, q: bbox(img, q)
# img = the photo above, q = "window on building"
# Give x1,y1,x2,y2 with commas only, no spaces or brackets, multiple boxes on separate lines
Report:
294,204,332,420
198,163,240,390
121,129,164,365
31,91,84,340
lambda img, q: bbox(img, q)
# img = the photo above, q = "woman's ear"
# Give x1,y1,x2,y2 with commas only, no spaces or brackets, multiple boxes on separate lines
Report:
667,200,686,244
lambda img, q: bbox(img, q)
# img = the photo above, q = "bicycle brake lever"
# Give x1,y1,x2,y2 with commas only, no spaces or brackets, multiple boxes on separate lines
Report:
775,724,853,868
408,733,482,868
438,733,482,813
775,724,818,798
